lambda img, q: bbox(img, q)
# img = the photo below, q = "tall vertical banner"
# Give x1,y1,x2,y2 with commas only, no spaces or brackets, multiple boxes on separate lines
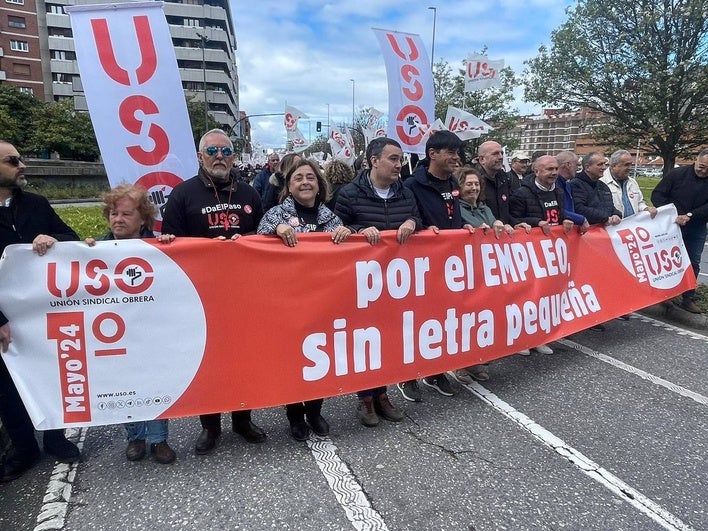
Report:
66,2,199,232
284,104,310,153
464,53,504,92
373,28,434,155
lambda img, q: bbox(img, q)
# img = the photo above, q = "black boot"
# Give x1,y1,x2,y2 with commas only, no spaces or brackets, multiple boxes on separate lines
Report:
286,403,309,441
43,430,80,463
305,399,329,436
232,410,266,443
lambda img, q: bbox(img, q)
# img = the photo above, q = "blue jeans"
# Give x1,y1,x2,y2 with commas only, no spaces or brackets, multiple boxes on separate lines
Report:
125,420,168,444
681,223,707,301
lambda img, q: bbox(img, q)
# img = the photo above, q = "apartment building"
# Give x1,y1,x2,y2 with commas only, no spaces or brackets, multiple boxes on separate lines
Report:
1,0,239,133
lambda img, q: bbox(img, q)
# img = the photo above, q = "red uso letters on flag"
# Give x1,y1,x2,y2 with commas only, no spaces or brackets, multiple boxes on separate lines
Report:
66,3,199,232
373,28,435,155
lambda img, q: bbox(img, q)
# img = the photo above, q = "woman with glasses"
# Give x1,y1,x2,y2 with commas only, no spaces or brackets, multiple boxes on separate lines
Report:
257,159,351,441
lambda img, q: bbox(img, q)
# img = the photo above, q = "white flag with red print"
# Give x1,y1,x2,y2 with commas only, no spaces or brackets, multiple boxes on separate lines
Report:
444,106,493,141
328,125,356,164
464,54,504,92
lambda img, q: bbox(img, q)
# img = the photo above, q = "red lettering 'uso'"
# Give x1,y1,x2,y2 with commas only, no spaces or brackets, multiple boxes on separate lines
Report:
386,34,419,61
91,15,157,85
401,64,423,101
119,96,169,166
47,261,80,298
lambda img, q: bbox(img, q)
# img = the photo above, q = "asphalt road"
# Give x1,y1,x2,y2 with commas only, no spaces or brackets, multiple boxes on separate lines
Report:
1,313,706,531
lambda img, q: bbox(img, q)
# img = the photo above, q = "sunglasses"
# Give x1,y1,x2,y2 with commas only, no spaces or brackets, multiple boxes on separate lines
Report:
2,155,24,167
204,146,234,157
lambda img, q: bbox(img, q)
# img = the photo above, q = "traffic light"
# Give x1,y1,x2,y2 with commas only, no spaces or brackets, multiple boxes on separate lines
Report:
316,121,322,132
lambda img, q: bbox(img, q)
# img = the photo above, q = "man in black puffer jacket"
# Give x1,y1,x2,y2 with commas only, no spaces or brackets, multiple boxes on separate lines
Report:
334,137,421,429
570,152,622,226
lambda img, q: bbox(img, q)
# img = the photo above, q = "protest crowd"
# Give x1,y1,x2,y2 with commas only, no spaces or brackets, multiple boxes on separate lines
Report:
1,132,707,482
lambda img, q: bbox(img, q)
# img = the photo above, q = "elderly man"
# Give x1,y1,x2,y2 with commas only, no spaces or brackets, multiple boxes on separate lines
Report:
652,149,708,314
0,141,81,482
473,140,513,223
508,155,577,355
570,152,622,226
507,150,531,190
334,137,420,424
161,128,267,454
555,151,589,232
601,150,657,219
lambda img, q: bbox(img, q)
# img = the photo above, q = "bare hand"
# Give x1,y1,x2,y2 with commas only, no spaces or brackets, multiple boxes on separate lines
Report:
85,237,96,247
396,219,416,244
0,323,11,353
332,225,352,244
156,234,176,244
562,219,574,234
361,226,381,245
32,234,58,256
276,223,297,247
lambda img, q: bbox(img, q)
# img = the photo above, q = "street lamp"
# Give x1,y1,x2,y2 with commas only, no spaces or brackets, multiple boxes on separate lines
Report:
350,79,355,129
428,7,437,72
196,32,209,132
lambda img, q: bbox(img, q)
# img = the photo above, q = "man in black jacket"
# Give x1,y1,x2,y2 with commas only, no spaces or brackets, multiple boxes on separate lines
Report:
570,152,622,226
402,131,471,399
509,155,576,356
161,129,267,454
651,149,708,314
473,140,515,223
0,141,81,482
334,137,420,426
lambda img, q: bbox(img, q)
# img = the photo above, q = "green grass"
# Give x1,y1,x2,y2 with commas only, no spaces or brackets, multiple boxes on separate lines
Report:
636,176,661,207
56,206,108,240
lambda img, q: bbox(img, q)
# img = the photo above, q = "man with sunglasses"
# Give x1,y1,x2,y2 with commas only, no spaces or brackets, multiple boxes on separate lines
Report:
0,141,82,482
161,129,267,454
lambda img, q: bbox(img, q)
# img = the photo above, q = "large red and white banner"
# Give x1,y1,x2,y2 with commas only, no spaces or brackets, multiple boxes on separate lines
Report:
373,28,434,155
66,2,198,231
0,207,694,429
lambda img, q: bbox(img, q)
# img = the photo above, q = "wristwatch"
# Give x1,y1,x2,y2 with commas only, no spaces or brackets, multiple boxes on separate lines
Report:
686,212,693,218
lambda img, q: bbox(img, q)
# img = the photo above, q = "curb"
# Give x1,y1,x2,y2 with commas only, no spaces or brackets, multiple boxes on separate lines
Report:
638,300,708,332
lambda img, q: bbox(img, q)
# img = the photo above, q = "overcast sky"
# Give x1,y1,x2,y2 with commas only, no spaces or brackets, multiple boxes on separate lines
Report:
232,0,574,150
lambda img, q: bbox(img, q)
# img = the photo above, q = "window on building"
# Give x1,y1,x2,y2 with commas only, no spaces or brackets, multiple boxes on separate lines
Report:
49,27,72,37
47,4,65,14
12,63,31,75
10,40,29,52
7,15,26,28
6,0,25,5
18,87,33,95
183,0,202,5
51,50,76,60
52,72,72,84
184,18,200,27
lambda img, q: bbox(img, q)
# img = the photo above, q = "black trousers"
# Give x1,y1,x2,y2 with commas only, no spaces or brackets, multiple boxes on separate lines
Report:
285,399,323,424
0,358,66,456
199,410,253,431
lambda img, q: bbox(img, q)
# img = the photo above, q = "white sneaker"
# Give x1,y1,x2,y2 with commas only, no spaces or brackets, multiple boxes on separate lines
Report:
517,349,531,356
532,344,554,355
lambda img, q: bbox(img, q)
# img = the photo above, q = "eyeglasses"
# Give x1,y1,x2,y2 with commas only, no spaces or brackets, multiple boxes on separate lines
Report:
204,146,234,157
2,155,24,167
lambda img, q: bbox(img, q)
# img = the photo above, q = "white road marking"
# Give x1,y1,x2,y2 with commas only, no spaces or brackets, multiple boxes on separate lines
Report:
462,382,694,531
558,339,708,406
633,313,708,343
306,436,389,531
34,427,86,531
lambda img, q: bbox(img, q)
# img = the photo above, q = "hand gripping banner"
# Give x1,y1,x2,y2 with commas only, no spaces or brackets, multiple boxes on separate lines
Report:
0,206,694,429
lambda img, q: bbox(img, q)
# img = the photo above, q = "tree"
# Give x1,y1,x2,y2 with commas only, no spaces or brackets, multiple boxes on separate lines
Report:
432,56,521,160
0,85,41,148
186,96,222,149
27,100,99,160
524,0,708,173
